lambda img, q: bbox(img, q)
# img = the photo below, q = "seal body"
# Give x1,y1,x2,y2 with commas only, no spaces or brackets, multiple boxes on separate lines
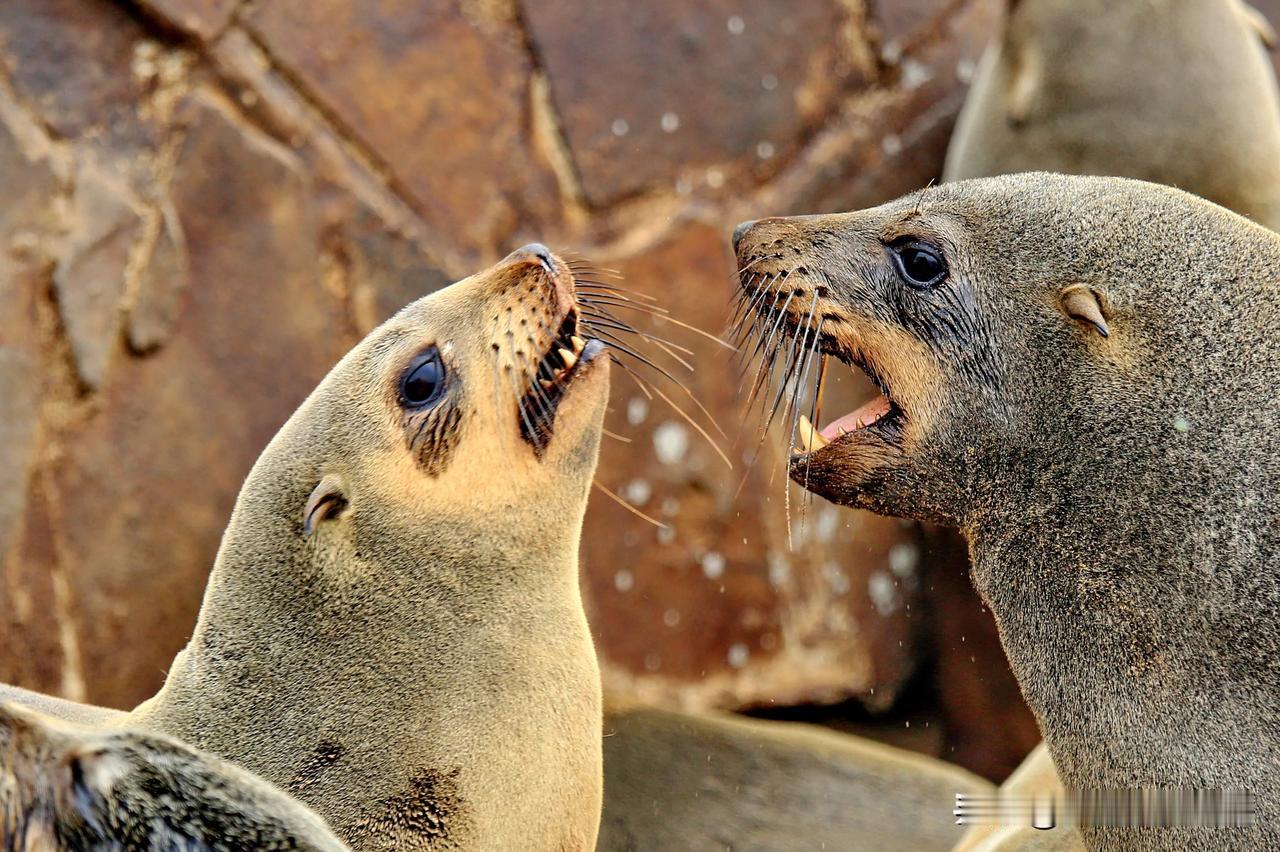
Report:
0,702,348,851
734,174,1280,851
3,246,611,851
946,0,1280,230
599,707,991,852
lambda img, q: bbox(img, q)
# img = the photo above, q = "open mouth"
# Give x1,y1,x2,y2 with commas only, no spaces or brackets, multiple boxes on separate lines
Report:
790,338,905,459
518,307,606,451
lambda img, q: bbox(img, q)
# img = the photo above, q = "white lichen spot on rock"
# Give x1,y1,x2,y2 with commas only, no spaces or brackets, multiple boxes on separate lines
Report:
882,134,903,157
653,421,689,465
1173,415,1192,433
756,141,775,160
611,118,630,137
767,552,790,588
727,642,750,668
761,73,779,91
869,571,899,616
701,551,726,580
823,561,851,595
614,569,634,593
627,396,649,425
901,59,933,91
889,542,919,579
661,112,680,133
727,15,745,35
816,506,840,542
705,167,726,189
663,608,681,627
661,497,680,517
657,525,676,545
623,478,652,506
957,58,977,83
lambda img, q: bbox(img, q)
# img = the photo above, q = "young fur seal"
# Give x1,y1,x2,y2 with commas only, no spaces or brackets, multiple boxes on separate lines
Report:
0,702,348,850
733,173,1280,851
2,245,611,850
945,0,1280,229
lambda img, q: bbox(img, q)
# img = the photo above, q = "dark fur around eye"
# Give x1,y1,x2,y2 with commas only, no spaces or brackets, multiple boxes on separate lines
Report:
887,238,948,289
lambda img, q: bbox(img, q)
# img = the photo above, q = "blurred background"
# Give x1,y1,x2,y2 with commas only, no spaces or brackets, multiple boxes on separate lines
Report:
4,0,1280,787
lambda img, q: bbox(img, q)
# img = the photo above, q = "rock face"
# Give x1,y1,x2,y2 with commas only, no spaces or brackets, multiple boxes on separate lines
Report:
0,0,1036,773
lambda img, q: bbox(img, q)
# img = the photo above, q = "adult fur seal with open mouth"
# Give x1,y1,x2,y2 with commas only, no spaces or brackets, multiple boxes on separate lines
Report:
0,244,611,850
732,174,1280,851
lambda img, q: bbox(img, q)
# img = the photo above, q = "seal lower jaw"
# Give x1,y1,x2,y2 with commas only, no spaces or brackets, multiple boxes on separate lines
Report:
789,344,908,468
517,306,606,454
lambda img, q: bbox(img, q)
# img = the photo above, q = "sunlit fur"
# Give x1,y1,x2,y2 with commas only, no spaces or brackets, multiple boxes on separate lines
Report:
127,249,609,850
739,173,1280,852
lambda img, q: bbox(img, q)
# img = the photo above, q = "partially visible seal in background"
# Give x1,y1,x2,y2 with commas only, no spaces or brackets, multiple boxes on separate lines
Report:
0,702,348,851
734,173,1280,851
598,706,992,852
946,0,1280,229
2,244,611,851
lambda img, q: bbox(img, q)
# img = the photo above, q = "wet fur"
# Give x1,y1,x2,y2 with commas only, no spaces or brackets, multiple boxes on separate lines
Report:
736,173,1280,851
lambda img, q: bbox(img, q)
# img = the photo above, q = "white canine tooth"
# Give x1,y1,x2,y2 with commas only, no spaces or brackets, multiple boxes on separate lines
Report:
558,348,578,369
798,415,829,452
539,379,554,390
570,335,587,353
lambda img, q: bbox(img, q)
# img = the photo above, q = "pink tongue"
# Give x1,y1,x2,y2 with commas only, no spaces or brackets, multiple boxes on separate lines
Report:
820,394,892,440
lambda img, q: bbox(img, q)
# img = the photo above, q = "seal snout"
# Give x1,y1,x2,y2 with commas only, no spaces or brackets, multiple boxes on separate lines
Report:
506,242,557,275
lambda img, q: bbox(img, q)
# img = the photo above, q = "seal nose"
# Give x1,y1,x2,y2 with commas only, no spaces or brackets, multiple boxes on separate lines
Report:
732,220,756,253
507,242,556,274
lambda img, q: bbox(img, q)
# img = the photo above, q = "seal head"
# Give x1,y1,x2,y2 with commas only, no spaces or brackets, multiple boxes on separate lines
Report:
734,173,1280,849
131,245,610,850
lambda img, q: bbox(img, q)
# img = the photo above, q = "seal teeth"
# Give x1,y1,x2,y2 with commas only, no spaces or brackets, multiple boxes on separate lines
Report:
570,335,586,353
797,415,829,453
558,348,578,370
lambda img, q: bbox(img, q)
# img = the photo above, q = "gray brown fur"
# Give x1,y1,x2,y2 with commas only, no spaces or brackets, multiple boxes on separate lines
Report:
0,702,348,851
598,707,991,852
2,249,610,850
734,173,1280,851
946,0,1280,230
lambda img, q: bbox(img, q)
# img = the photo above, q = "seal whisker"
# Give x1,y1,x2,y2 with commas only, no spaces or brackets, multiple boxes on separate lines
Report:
592,480,669,529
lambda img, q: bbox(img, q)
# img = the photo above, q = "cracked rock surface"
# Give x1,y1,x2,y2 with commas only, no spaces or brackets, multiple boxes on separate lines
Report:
0,0,1084,777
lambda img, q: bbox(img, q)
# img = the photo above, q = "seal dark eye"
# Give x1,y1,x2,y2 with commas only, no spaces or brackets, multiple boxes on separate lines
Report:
889,239,948,289
400,349,446,408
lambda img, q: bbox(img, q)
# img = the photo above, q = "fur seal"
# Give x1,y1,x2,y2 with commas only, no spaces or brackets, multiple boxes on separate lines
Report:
3,244,611,850
599,706,992,852
945,0,1280,230
733,173,1280,851
0,702,348,850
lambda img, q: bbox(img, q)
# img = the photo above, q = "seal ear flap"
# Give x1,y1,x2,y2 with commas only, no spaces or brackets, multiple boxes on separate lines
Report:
1060,286,1110,338
303,474,349,536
